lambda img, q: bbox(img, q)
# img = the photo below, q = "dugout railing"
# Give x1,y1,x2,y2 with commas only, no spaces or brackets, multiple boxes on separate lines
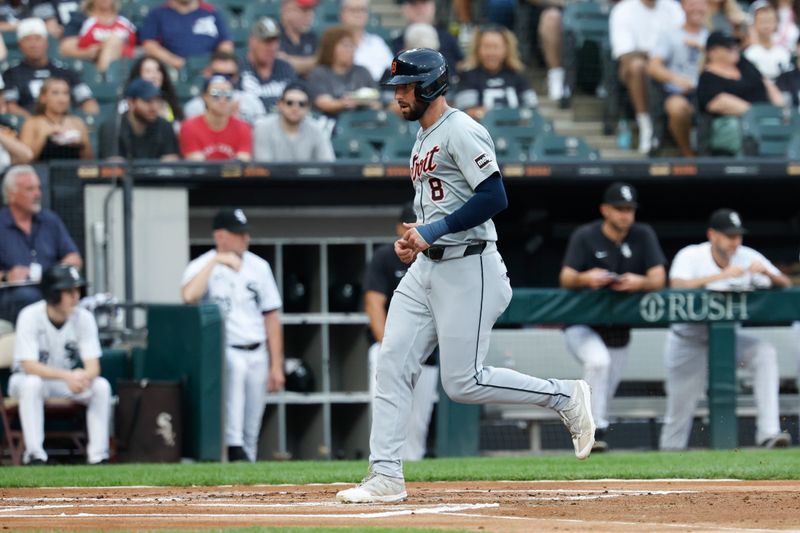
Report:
490,288,800,451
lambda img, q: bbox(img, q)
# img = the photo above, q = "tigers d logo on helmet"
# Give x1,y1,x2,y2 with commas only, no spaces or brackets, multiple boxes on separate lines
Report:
391,60,397,75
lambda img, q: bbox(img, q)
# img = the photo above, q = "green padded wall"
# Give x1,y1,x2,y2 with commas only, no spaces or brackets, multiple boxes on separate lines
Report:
144,305,224,461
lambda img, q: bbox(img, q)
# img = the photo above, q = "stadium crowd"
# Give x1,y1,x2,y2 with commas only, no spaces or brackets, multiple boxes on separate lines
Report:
0,0,793,166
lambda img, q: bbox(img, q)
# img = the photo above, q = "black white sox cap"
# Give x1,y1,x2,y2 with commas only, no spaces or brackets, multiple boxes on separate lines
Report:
213,208,250,234
709,208,747,235
602,182,638,208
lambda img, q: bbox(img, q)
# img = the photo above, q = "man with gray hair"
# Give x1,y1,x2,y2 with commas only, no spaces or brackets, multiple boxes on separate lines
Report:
390,0,462,75
0,165,82,324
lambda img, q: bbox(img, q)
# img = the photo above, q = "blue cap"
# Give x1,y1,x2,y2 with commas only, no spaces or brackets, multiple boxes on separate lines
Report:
125,78,161,101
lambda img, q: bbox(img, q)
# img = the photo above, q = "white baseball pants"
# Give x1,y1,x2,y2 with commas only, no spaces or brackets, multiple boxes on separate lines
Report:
564,325,628,431
369,342,439,461
659,329,781,450
225,344,268,461
8,373,111,464
369,246,576,479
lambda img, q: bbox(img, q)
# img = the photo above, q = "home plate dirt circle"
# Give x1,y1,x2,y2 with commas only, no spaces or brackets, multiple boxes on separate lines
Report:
1,480,799,531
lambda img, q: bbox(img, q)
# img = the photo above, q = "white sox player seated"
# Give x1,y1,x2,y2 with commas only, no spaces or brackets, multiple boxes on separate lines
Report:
336,48,596,504
8,264,111,465
660,209,792,450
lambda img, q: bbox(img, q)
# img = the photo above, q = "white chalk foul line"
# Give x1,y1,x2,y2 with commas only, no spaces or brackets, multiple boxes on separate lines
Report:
0,502,500,520
444,489,697,495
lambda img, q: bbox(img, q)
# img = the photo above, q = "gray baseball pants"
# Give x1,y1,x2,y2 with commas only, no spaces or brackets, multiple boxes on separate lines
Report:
369,244,575,479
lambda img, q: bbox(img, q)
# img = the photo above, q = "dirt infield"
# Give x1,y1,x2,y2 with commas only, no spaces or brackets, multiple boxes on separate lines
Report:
1,480,799,532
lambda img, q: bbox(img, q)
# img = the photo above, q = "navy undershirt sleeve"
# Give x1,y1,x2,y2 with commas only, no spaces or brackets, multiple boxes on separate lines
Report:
416,172,507,244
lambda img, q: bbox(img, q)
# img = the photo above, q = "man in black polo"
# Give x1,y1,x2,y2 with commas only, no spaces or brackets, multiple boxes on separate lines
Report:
559,182,666,452
277,0,320,77
98,79,179,160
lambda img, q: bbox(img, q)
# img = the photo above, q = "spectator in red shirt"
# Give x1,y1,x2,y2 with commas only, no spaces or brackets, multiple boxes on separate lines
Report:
179,75,253,161
58,0,137,73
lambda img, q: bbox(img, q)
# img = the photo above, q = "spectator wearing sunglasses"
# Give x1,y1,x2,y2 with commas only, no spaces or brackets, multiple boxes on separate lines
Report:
253,83,334,162
179,75,253,161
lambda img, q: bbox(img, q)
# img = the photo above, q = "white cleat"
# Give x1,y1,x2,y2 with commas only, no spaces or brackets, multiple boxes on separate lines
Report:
558,380,596,460
336,472,408,503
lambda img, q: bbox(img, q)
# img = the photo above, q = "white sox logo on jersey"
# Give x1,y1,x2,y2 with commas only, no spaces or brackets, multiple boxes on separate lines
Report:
411,145,446,202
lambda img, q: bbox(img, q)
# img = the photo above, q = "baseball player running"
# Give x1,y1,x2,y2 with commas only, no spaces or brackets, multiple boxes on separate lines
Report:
660,209,792,449
9,264,111,465
337,48,595,504
365,202,438,461
182,208,284,462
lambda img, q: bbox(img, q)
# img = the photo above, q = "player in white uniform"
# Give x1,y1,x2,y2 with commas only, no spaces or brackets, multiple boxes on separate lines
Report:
660,209,792,450
9,264,111,465
337,48,595,504
182,208,285,462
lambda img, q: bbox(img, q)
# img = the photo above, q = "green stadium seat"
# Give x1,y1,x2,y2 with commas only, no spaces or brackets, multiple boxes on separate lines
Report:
241,0,281,26
0,113,26,133
529,134,599,161
313,0,341,31
334,109,408,147
786,131,800,159
483,107,553,150
560,1,610,103
87,80,120,104
740,103,796,157
332,135,380,162
381,133,417,162
494,136,527,162
2,30,16,49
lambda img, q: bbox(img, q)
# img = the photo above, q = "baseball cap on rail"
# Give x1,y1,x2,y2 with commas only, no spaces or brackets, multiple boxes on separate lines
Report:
602,182,638,208
213,208,250,233
709,208,747,235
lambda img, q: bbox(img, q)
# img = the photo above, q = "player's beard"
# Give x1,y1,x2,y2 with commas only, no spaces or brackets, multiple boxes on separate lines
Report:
403,98,430,122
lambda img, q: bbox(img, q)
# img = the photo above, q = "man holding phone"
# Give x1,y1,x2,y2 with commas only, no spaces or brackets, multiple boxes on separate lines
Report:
559,182,666,452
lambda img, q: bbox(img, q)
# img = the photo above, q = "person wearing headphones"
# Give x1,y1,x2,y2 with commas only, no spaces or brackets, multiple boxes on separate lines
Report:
8,263,111,465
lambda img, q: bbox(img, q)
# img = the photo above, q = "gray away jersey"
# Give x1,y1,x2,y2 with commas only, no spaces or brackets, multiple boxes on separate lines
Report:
409,108,500,246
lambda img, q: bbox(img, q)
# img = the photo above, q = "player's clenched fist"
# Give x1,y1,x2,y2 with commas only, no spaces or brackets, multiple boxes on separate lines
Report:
401,222,431,252
394,238,417,264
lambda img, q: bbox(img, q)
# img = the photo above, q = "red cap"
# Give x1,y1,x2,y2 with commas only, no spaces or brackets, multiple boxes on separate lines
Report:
296,0,318,7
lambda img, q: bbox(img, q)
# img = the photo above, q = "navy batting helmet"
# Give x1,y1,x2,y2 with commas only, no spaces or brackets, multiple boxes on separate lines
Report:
383,48,448,103
41,264,86,305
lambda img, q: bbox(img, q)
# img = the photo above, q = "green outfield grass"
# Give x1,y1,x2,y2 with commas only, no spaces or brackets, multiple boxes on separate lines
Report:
1,448,799,488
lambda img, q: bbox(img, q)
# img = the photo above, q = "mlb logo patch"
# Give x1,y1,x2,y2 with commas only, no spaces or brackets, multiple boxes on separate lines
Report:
474,153,492,169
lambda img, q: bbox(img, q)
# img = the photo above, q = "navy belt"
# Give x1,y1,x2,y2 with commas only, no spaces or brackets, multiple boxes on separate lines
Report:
230,342,262,351
422,242,487,261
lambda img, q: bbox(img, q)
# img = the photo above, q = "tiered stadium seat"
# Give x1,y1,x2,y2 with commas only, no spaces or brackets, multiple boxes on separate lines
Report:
483,107,553,152
560,0,609,105
120,0,163,28
380,132,417,162
529,133,599,161
334,109,408,148
786,131,800,159
740,103,796,157
241,0,281,26
0,113,25,132
494,136,527,162
332,134,380,162
313,0,341,32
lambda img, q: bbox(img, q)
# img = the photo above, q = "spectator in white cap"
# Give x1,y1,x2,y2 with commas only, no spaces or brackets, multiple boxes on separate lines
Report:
2,18,99,117
241,16,299,112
